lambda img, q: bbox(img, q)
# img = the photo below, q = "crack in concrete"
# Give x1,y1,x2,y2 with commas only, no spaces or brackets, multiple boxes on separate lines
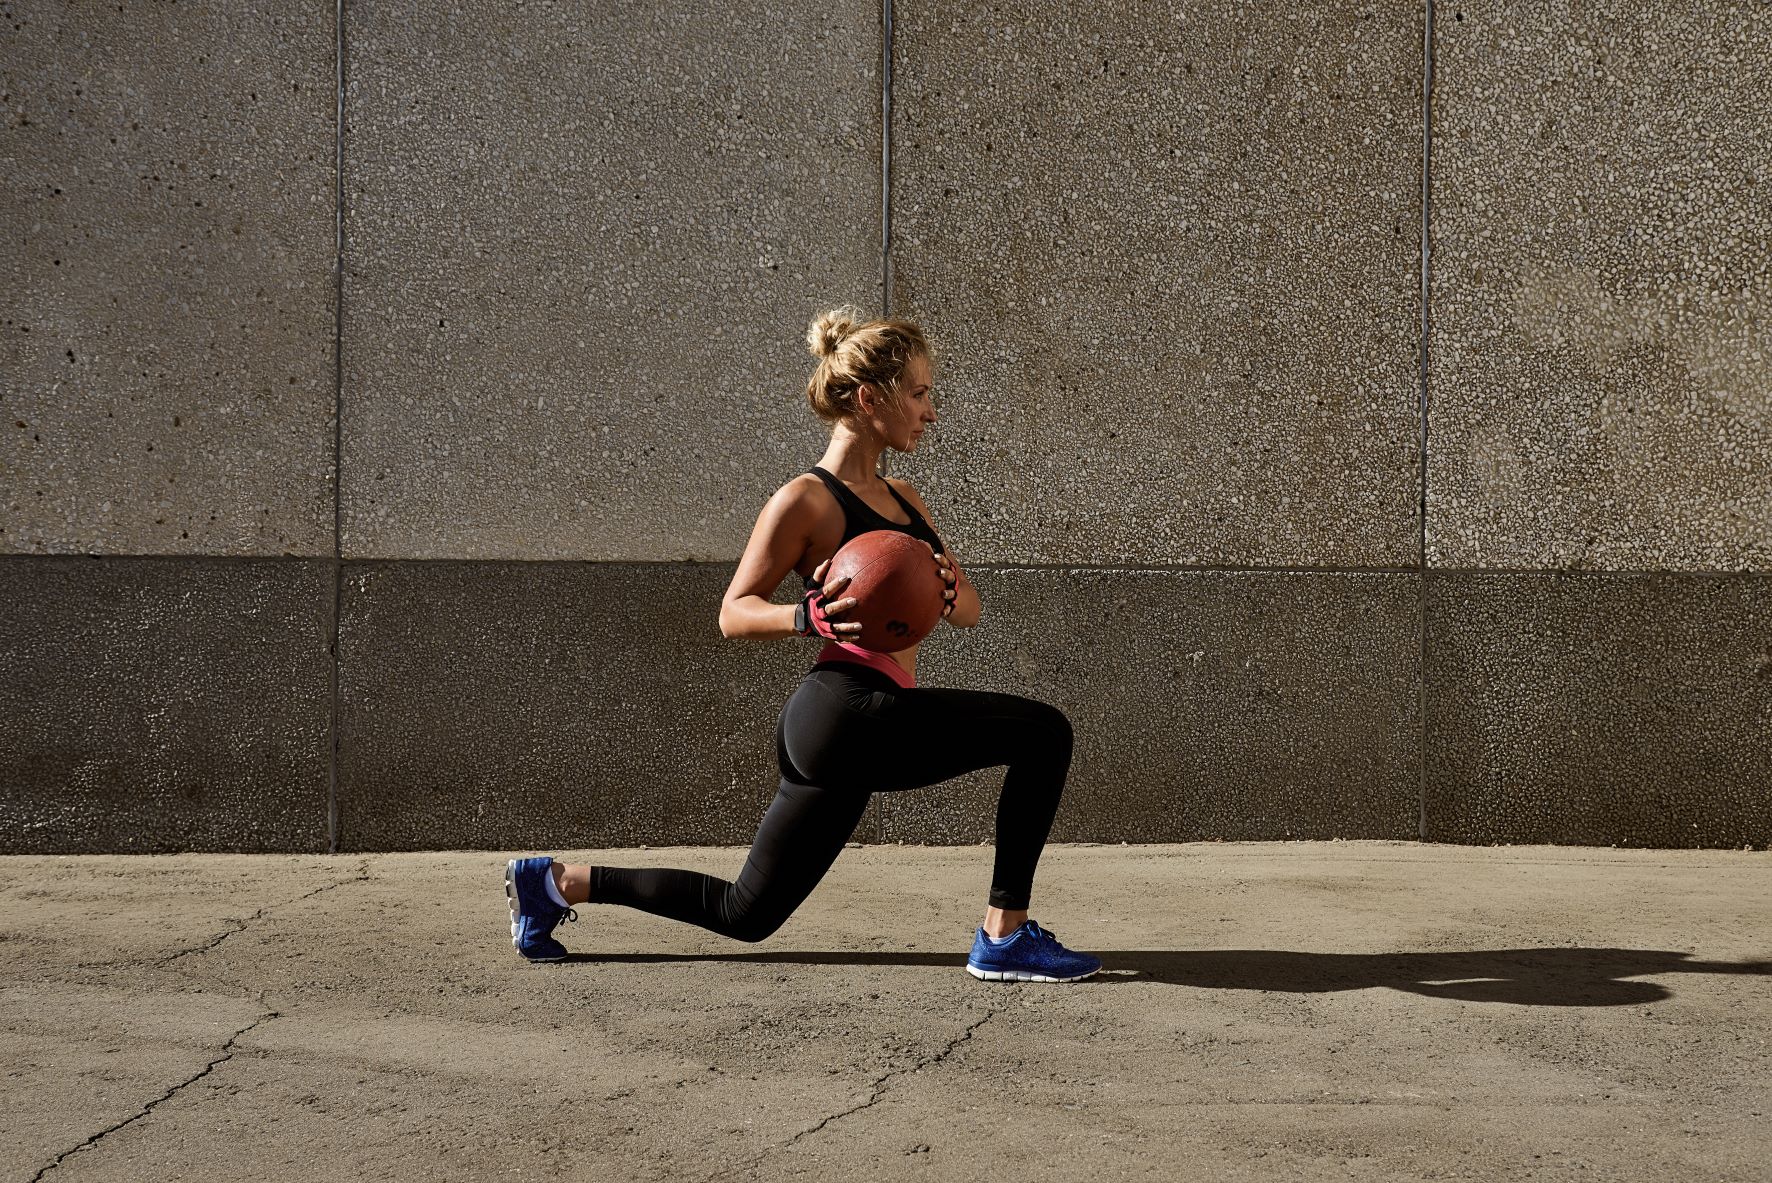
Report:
705,999,1006,1182
788,1006,1000,1143
60,861,375,973
29,1009,279,1182
152,859,374,967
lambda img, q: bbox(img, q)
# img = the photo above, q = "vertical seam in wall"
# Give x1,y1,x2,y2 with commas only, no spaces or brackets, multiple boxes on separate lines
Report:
872,0,894,845
328,0,346,854
880,0,894,317
1416,0,1435,843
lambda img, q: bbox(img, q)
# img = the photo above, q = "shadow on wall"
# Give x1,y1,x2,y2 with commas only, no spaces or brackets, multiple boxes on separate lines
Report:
569,948,1772,1007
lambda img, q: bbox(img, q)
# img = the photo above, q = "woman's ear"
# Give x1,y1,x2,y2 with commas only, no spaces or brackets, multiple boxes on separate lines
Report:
853,382,875,416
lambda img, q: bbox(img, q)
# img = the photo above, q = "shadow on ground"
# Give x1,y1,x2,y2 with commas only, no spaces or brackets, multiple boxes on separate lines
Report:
564,948,1772,1006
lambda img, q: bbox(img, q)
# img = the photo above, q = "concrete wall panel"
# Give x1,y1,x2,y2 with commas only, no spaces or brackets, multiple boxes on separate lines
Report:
1429,4,1772,571
888,570,1423,844
890,3,1424,567
336,561,822,850
0,557,332,852
1425,573,1772,846
342,2,882,561
1,4,338,557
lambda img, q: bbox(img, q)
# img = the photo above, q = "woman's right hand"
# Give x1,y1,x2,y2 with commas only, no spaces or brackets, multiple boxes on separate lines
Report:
802,558,863,640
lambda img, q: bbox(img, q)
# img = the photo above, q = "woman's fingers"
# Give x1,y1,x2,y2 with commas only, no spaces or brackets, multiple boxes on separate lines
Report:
826,602,862,635
812,557,831,583
820,574,852,599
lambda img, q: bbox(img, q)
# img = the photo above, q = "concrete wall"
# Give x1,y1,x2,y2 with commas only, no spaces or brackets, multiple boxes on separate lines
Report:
3,1,1767,853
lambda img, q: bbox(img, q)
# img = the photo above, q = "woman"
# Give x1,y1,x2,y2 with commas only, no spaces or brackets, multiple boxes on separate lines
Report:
505,307,1099,983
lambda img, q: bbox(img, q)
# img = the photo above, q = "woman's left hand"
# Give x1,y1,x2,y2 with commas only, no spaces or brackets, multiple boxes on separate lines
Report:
934,551,958,618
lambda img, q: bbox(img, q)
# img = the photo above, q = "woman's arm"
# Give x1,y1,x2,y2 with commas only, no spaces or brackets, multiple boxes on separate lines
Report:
888,479,983,629
718,478,860,641
715,481,861,641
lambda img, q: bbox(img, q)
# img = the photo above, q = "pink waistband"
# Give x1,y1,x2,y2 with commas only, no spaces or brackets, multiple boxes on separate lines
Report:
816,641,917,689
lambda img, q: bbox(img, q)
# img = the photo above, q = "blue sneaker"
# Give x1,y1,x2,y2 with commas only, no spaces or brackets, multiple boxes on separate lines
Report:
966,919,1101,983
505,856,577,962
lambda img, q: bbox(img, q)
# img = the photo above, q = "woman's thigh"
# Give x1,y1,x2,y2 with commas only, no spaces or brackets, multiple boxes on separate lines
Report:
878,683,1070,786
786,683,1063,793
728,778,872,928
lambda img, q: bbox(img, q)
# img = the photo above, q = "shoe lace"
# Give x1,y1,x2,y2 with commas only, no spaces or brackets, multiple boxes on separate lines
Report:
558,907,578,926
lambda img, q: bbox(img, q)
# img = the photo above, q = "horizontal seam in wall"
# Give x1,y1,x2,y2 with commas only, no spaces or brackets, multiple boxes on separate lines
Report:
4,554,1772,578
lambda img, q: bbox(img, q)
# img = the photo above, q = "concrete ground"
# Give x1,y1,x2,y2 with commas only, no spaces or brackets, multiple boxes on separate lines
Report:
3,842,1768,1182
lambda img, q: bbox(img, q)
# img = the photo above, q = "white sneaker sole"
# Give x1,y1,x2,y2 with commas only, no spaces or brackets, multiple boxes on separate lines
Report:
505,859,564,963
966,964,1099,983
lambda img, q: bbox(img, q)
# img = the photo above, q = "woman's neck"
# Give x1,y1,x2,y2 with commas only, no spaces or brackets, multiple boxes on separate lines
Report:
817,424,886,486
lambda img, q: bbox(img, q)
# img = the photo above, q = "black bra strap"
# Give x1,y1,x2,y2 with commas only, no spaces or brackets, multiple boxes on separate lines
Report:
882,480,922,522
810,466,908,527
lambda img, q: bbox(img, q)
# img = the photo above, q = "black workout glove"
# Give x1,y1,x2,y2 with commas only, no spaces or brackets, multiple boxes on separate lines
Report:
795,587,839,640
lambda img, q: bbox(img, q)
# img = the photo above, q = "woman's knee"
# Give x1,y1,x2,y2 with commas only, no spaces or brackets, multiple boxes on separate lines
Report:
1024,699,1073,753
727,914,783,943
721,883,795,943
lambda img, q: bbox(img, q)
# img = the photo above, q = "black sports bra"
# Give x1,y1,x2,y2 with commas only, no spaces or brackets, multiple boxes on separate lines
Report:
802,466,944,589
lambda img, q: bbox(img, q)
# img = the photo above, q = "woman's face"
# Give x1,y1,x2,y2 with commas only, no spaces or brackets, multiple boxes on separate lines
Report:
861,353,936,453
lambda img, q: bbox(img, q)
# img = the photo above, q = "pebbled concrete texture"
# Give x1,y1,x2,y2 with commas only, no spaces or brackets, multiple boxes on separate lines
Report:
1429,2,1772,571
1,3,338,557
889,2,1423,567
2,844,1768,1181
901,568,1422,843
1425,573,1772,848
0,557,332,853
340,0,880,562
335,560,839,850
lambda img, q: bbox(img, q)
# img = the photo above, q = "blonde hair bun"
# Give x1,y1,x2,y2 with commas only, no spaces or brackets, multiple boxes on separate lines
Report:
806,306,863,360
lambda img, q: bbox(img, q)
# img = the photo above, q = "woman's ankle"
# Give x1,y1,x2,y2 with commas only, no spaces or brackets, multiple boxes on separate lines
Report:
982,905,1029,939
554,863,592,907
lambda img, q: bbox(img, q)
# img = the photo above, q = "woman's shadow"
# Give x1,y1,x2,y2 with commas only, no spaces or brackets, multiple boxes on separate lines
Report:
576,947,1772,1006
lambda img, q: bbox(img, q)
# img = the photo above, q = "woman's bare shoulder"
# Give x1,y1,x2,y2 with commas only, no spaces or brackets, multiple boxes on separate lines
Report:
761,471,841,526
770,471,828,507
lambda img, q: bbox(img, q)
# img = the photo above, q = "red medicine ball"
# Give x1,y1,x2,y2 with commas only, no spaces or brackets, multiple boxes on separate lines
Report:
825,530,946,653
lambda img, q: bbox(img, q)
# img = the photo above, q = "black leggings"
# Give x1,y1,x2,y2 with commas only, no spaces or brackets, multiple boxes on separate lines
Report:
587,661,1074,942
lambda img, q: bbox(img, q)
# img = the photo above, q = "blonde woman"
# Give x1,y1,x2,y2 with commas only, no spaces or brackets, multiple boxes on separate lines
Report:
505,308,1099,983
